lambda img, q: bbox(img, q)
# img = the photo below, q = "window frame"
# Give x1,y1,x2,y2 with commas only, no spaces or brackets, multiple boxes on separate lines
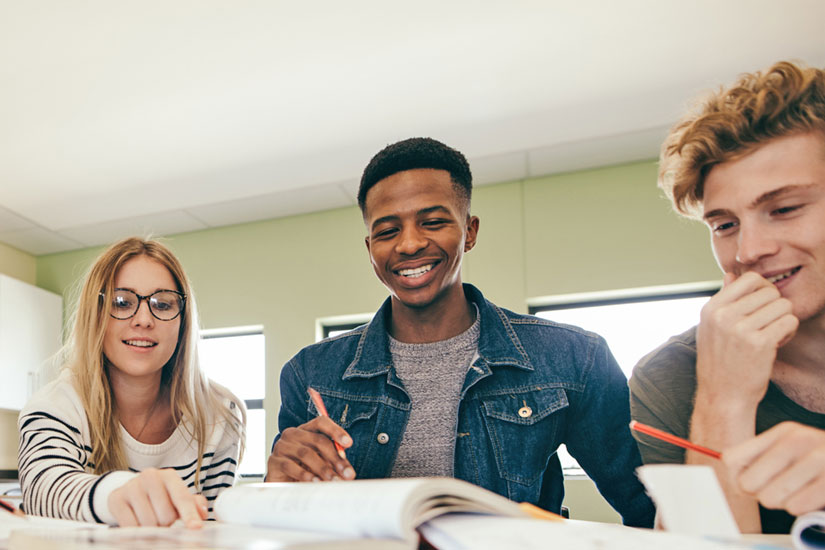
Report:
527,280,720,315
316,313,374,342
529,288,719,316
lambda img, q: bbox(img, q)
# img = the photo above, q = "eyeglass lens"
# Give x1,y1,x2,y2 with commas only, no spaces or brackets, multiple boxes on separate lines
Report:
111,289,183,320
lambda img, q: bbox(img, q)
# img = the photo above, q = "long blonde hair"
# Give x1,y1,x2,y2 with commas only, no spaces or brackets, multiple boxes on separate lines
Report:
64,237,245,483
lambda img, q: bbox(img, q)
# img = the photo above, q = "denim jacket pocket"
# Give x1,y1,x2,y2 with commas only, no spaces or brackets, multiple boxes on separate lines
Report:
310,395,377,428
480,387,569,486
308,393,380,471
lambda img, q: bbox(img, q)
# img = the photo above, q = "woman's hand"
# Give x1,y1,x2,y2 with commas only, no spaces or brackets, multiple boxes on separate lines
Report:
108,468,207,528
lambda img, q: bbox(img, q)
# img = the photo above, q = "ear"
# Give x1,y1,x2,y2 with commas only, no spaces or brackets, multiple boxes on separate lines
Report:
364,235,371,255
464,215,480,252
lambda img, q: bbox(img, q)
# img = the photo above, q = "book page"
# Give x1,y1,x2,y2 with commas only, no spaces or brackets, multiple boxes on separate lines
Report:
214,477,523,543
9,523,409,550
1,513,104,543
215,479,422,541
420,515,783,550
636,464,740,539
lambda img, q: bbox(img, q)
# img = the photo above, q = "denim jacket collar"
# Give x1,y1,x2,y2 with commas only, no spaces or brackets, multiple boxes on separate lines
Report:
342,283,534,381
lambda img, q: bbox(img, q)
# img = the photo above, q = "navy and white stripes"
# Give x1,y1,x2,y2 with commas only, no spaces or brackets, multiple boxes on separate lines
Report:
18,370,241,524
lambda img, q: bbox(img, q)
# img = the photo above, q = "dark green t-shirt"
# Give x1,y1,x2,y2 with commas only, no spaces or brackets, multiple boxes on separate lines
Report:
629,326,825,534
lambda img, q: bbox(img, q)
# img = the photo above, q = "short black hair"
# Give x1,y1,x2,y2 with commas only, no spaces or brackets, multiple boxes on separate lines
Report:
357,137,473,214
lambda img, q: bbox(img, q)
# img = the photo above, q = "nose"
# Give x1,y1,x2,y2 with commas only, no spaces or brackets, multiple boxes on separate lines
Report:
131,298,155,327
735,222,779,265
395,225,427,256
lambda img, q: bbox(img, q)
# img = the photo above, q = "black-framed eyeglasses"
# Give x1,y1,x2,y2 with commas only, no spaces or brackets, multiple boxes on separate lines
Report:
100,288,186,321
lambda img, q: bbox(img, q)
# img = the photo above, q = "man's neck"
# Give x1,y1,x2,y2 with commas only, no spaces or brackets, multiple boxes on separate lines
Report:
389,286,476,344
777,313,825,371
772,314,825,412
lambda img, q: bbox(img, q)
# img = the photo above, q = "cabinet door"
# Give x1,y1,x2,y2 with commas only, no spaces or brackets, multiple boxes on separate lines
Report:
0,275,63,411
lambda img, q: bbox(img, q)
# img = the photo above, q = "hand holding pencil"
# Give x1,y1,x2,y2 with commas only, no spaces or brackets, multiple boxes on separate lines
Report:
308,388,347,460
631,420,825,518
265,388,355,483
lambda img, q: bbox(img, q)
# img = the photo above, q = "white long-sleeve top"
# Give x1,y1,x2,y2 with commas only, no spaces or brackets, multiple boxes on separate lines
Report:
17,369,242,524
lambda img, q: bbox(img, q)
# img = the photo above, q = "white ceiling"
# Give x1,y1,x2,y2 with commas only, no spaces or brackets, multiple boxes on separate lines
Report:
1,1,824,255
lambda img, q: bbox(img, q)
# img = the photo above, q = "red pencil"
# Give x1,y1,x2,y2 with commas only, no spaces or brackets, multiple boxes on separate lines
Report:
630,420,722,459
308,388,347,460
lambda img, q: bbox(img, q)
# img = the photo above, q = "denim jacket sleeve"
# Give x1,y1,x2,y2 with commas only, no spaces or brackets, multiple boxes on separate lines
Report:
563,336,655,528
273,358,309,448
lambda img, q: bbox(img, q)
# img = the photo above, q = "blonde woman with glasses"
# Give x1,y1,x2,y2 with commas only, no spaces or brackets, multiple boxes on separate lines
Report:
18,237,245,528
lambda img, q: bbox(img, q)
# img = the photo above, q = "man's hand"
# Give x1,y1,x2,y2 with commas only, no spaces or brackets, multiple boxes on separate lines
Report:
108,468,208,528
689,271,798,532
695,271,798,414
724,422,825,516
265,417,355,482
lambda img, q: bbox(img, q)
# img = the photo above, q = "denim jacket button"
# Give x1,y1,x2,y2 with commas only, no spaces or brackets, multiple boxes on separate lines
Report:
518,406,533,418
376,432,390,444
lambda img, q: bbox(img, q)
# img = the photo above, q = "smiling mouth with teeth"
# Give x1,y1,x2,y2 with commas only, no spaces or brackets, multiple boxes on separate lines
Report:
397,263,435,278
766,266,801,284
124,340,157,348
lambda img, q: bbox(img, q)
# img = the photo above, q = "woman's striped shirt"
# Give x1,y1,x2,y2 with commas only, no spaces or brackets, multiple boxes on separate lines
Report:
18,369,242,524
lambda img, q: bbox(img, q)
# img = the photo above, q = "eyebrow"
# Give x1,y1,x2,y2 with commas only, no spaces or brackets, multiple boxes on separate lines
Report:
114,287,174,294
370,205,452,231
703,182,822,221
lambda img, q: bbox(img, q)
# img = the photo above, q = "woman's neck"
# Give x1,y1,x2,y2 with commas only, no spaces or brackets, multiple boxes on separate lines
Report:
109,369,175,443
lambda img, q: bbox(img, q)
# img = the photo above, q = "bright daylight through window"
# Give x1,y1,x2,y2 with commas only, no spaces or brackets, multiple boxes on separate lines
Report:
199,327,266,478
531,287,717,474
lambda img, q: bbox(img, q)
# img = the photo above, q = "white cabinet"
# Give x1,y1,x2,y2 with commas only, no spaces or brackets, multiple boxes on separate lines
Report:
0,274,63,411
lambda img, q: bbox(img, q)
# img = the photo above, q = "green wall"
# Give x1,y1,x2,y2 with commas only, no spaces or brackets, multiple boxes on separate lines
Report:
34,159,720,473
522,162,715,297
0,242,37,468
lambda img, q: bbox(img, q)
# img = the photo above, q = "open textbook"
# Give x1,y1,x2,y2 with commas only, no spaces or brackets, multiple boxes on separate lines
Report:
213,477,526,547
3,474,818,550
5,477,526,550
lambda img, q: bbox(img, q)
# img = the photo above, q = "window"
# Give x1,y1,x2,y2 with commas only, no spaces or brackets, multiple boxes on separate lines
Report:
323,322,364,339
199,326,266,478
529,282,719,473
316,313,374,342
529,282,719,378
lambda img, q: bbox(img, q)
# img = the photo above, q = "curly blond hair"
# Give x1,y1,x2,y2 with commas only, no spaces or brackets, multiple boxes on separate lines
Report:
659,61,825,219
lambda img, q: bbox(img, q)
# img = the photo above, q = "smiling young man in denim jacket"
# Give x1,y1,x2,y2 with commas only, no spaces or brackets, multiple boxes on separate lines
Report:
265,137,654,526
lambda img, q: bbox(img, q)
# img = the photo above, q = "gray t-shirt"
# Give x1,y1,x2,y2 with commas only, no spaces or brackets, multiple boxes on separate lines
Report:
388,310,480,478
629,325,825,533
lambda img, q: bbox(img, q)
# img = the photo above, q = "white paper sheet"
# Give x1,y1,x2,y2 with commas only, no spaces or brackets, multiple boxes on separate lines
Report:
637,464,740,539
420,515,775,550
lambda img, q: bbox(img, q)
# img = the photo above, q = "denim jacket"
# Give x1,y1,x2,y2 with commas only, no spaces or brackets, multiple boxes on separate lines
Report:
276,284,654,527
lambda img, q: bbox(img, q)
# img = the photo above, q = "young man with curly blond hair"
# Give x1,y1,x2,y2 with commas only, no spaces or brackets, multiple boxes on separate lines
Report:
630,61,825,533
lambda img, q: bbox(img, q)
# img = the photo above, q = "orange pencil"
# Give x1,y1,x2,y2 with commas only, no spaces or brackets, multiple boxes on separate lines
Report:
630,420,722,459
0,498,25,518
519,502,565,522
308,387,347,460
